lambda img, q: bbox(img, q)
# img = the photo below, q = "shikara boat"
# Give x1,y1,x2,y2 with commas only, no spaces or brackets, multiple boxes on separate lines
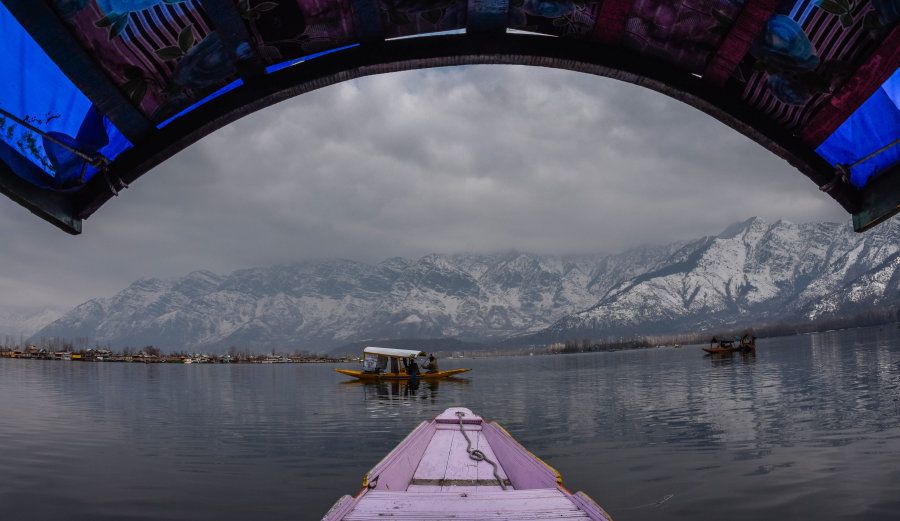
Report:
335,368,471,380
703,335,756,355
335,347,471,381
322,407,611,520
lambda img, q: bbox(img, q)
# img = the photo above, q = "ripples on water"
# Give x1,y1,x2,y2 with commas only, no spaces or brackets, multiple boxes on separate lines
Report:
1,326,899,521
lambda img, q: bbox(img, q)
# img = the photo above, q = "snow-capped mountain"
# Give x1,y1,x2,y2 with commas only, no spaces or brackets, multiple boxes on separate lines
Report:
542,216,899,339
32,246,681,352
33,217,898,352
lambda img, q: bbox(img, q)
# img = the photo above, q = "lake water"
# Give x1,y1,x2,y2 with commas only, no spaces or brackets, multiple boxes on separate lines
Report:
1,325,899,521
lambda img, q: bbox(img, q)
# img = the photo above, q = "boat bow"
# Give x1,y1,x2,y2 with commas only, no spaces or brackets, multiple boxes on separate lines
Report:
323,407,612,520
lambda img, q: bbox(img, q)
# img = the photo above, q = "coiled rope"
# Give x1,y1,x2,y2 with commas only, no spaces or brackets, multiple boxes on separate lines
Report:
455,411,507,490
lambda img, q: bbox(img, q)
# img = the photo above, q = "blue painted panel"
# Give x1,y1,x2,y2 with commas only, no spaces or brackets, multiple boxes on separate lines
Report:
156,79,244,129
155,42,363,129
0,2,130,188
265,44,360,75
816,69,900,188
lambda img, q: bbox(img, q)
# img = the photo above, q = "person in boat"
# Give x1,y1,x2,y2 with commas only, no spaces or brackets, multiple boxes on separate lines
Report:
739,333,756,350
405,358,419,378
423,354,439,373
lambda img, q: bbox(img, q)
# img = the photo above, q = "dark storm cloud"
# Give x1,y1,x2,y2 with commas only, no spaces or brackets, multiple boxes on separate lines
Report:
0,65,846,308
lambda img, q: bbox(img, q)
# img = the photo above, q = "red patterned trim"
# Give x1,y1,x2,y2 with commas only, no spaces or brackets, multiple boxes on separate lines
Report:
703,0,779,86
590,0,634,45
801,25,900,146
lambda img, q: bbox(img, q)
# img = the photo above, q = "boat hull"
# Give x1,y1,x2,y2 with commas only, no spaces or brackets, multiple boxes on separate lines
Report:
703,346,755,355
334,368,471,380
703,347,737,354
322,407,611,520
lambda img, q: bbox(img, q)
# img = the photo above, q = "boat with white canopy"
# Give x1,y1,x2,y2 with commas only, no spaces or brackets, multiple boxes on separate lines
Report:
335,347,471,381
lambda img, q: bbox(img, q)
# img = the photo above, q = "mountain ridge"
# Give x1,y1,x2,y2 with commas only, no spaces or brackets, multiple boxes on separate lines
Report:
531,216,899,342
32,217,899,352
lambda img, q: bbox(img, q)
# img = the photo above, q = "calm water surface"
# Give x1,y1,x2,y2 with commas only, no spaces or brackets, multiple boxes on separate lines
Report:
1,326,899,520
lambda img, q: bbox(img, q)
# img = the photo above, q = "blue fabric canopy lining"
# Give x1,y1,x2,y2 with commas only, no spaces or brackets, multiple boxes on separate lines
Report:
816,69,900,189
0,2,130,189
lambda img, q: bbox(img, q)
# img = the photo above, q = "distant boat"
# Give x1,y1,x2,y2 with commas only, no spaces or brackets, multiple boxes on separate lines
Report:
322,407,611,520
703,335,756,355
334,347,471,381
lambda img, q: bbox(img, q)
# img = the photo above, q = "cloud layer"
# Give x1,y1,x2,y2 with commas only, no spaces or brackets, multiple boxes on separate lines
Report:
0,65,846,308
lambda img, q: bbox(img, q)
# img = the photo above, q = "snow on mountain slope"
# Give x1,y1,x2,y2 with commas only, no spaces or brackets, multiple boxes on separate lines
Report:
33,217,898,351
544,217,899,338
34,249,675,351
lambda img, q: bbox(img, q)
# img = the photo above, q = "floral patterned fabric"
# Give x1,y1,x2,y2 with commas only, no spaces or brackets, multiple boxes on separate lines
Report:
377,0,467,38
242,0,358,64
507,0,604,38
621,0,747,74
736,0,893,130
42,0,897,132
49,0,238,123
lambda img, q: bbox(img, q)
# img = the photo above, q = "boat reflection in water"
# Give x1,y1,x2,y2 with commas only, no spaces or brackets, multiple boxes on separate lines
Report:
341,377,470,403
706,349,757,367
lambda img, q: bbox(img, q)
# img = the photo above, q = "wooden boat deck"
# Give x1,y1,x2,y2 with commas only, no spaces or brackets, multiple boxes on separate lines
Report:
407,418,509,492
323,407,611,521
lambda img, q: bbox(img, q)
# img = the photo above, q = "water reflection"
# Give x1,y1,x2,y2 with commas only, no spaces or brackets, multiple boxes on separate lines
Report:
0,326,899,521
705,350,757,366
340,377,470,403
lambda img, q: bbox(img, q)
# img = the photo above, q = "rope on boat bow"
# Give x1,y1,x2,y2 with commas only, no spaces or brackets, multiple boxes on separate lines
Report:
455,411,507,490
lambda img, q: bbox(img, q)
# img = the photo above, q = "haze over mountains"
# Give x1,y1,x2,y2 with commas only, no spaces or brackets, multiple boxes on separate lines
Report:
30,217,899,353
0,306,62,340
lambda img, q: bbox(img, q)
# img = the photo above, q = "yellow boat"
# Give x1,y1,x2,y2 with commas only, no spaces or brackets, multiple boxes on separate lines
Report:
335,347,471,381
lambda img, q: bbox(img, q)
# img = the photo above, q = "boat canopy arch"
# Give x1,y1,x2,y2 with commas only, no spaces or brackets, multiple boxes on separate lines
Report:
363,347,426,358
0,0,897,234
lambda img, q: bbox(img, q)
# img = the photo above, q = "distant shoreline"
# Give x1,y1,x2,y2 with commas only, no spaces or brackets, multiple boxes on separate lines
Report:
0,350,351,365
2,321,895,366
4,318,897,365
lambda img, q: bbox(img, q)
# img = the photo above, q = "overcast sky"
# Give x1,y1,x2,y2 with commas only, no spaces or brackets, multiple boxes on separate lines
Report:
0,65,848,309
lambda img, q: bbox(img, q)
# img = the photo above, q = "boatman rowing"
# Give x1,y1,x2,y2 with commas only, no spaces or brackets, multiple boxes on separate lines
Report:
423,353,439,373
